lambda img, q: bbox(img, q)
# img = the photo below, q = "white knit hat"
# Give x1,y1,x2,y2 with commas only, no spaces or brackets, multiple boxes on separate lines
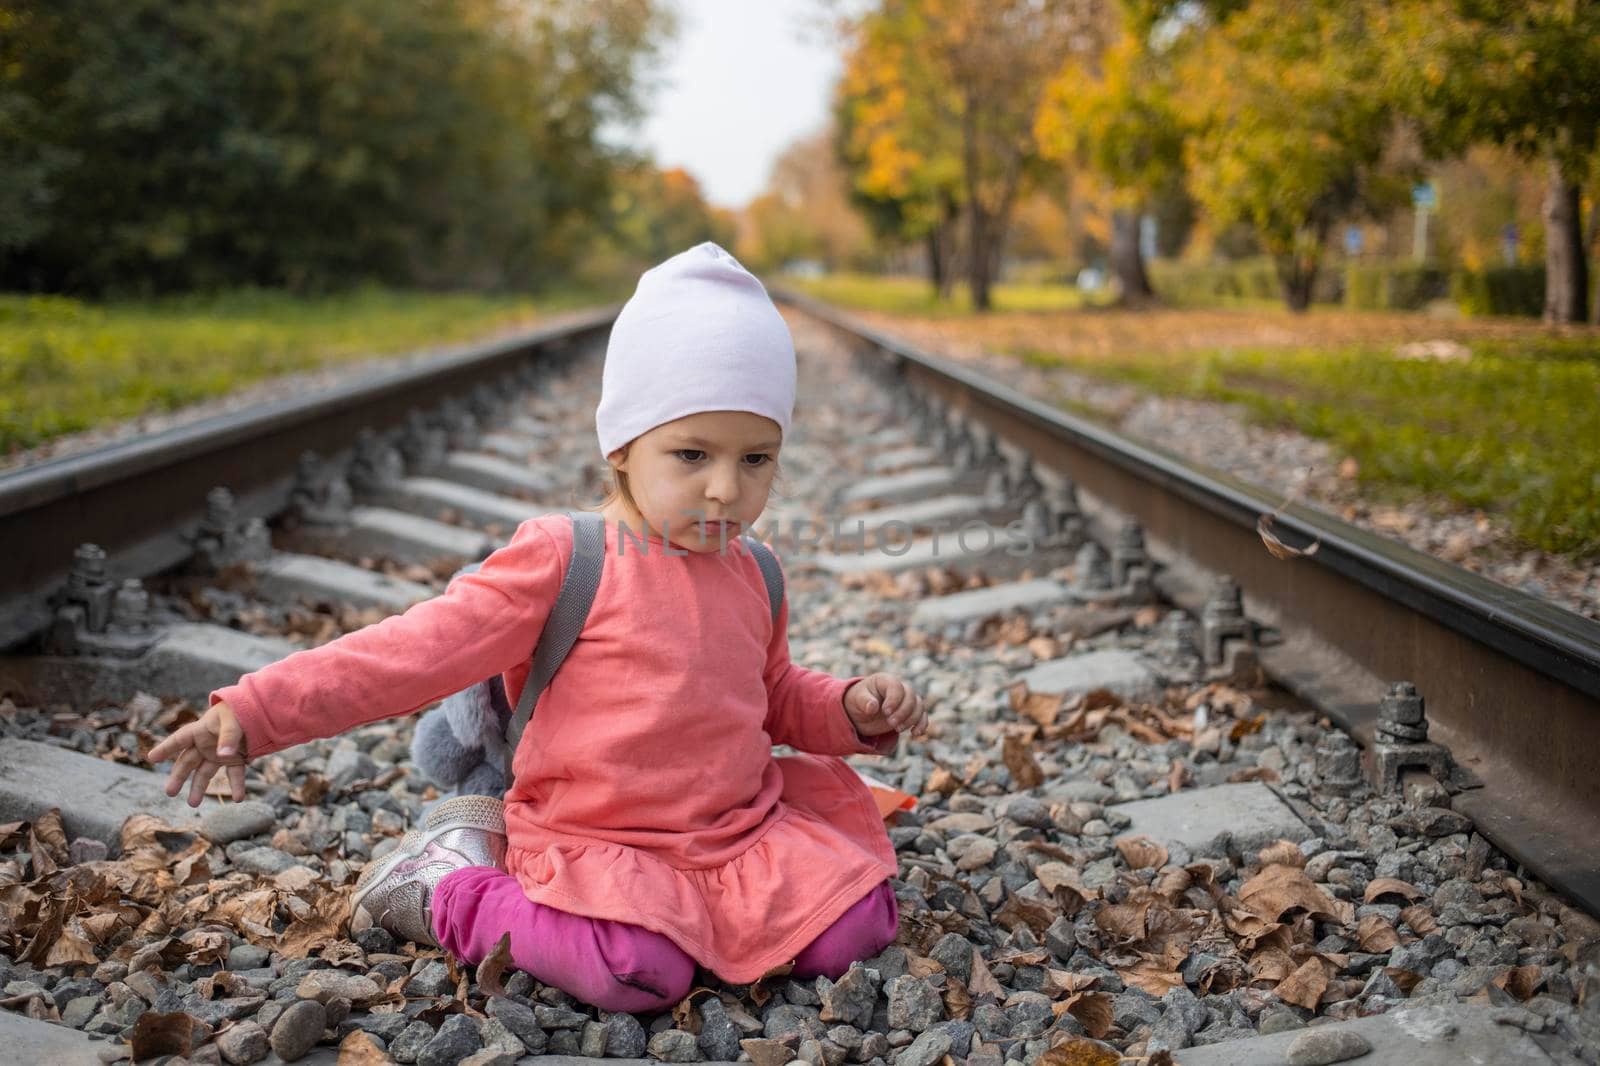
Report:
596,242,796,459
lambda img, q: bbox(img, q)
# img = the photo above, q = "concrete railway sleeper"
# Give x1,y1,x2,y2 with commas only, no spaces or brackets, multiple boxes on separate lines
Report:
0,308,1592,1063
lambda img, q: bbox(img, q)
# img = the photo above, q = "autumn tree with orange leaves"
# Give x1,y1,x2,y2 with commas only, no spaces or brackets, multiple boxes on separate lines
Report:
836,0,1097,310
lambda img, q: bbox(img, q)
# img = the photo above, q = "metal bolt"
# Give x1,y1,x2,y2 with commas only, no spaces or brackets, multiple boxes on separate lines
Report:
1377,681,1429,743
1071,541,1115,596
1111,520,1148,586
1200,575,1251,664
1012,456,1043,503
203,487,236,533
1021,498,1053,545
109,579,150,632
1315,733,1364,795
984,468,1012,510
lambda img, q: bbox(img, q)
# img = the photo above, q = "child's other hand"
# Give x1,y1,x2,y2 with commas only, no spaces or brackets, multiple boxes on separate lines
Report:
845,674,927,739
147,701,249,807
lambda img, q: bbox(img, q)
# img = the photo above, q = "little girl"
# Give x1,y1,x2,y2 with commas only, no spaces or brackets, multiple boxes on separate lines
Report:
147,242,927,1015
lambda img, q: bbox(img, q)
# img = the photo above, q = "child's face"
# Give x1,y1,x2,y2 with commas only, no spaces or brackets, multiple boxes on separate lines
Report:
605,410,782,553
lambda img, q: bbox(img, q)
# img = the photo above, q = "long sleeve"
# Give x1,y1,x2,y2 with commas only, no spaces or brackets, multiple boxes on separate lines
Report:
761,554,897,758
213,514,571,758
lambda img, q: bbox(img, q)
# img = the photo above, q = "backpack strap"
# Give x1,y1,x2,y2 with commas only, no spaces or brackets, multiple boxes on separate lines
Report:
502,510,606,784
741,534,784,626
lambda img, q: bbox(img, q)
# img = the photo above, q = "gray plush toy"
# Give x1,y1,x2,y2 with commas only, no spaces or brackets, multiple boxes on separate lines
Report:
409,562,513,800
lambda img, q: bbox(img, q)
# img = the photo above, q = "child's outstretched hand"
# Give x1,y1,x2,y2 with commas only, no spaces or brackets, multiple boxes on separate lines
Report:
147,701,249,807
845,674,927,740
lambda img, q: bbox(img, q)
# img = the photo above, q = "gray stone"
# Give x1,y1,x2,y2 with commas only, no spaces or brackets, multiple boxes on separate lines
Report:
325,748,380,788
339,505,497,564
536,1003,592,1030
926,1021,974,1058
0,738,204,844
474,1017,523,1058
1115,783,1309,852
647,1028,701,1062
605,1011,647,1058
929,933,974,984
387,1017,432,1056
893,1029,952,1066
297,969,380,1005
255,552,432,612
1005,992,1053,1038
1169,1004,1558,1065
580,1020,609,1058
885,976,943,1032
404,961,454,997
375,477,545,528
909,580,1071,627
1258,1010,1306,1035
766,1003,827,1042
458,1049,515,1066
68,838,108,864
232,846,299,875
0,1009,106,1064
218,1020,270,1064
699,997,744,1061
818,963,880,1029
1013,649,1160,702
420,1014,483,1066
359,1013,413,1042
487,997,546,1054
226,943,271,971
1286,1028,1374,1065
270,999,327,1062
61,995,100,1030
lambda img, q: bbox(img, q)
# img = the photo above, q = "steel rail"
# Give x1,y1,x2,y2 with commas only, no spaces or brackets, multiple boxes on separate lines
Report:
0,308,618,651
778,289,1600,914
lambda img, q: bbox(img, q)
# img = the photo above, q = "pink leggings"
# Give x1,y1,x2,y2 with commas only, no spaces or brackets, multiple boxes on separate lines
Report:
432,867,899,1013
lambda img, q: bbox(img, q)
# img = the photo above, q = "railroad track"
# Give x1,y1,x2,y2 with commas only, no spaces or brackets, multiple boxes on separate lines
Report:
0,296,1592,1064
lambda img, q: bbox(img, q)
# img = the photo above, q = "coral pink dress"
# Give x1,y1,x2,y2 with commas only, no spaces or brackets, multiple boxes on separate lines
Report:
215,514,898,982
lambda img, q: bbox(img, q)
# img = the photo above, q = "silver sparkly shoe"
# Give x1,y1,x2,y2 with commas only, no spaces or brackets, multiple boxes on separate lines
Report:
350,794,508,947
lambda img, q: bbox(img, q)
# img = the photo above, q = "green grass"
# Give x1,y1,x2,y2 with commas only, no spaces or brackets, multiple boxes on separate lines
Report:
0,284,622,455
783,272,1096,315
1011,338,1600,557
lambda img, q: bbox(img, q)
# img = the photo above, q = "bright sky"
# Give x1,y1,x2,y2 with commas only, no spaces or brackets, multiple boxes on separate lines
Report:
622,0,844,210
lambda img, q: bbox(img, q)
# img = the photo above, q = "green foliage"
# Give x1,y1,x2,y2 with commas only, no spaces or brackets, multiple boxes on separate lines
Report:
1150,258,1342,308
1451,266,1548,318
0,0,670,296
1343,264,1450,311
0,286,621,453
1014,337,1600,556
1171,0,1410,310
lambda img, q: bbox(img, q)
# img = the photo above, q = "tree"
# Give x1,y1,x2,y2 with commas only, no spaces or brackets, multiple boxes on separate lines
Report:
737,129,873,273
1036,3,1185,303
0,0,670,295
1377,0,1600,322
834,1,964,298
1170,0,1407,310
836,0,1088,310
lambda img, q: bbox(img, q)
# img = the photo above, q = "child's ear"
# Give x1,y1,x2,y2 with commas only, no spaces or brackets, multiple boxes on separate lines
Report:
606,444,630,473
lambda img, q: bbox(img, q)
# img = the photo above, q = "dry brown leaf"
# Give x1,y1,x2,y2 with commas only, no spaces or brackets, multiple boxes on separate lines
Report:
670,987,719,1033
1115,837,1169,871
1493,964,1543,1001
906,953,945,979
1257,840,1306,868
995,896,1058,936
1035,1036,1119,1066
1275,957,1331,1010
336,1028,393,1065
1356,914,1400,953
968,949,1006,999
129,1012,201,1061
1229,715,1266,741
1239,864,1347,923
1058,990,1113,1039
1167,760,1187,793
278,886,350,959
942,978,973,1020
1385,966,1424,993
44,925,99,967
927,768,960,796
1364,878,1424,904
1094,900,1150,943
1248,947,1298,983
1001,733,1045,790
1118,953,1186,997
1257,512,1321,559
1017,690,1067,729
1400,905,1439,934
1227,766,1281,784
476,932,514,999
